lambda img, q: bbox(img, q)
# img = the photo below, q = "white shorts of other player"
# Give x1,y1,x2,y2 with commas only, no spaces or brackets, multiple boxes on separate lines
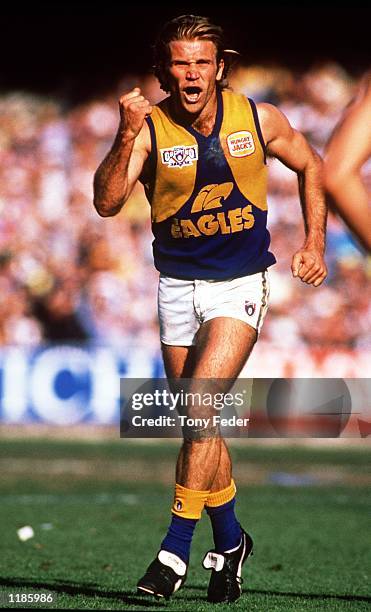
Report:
158,270,270,346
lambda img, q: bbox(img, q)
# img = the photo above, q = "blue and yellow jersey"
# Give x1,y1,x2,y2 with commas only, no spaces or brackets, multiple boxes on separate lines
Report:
144,89,276,280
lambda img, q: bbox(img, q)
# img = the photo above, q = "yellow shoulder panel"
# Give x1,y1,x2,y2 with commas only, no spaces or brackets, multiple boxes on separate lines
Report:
220,91,267,211
150,101,198,223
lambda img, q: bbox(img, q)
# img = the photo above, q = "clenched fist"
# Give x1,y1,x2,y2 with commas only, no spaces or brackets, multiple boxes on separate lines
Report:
291,247,327,287
119,88,152,141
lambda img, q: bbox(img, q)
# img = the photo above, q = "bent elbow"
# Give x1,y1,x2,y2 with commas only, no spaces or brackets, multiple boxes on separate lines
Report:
95,207,116,218
93,197,123,217
323,165,346,196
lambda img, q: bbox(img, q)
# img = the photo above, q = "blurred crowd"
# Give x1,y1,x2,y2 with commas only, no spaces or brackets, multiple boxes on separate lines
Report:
0,62,370,365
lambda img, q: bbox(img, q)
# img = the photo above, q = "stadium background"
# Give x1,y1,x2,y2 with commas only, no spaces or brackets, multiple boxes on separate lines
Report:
0,4,370,611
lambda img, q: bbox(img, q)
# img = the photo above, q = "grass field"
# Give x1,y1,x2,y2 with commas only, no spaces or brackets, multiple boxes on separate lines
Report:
0,438,370,610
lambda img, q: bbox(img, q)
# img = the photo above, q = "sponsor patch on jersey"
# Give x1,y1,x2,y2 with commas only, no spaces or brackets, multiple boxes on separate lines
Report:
227,131,255,157
160,145,198,168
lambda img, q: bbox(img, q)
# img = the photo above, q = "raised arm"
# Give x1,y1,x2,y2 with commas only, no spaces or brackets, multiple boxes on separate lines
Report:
324,75,371,252
258,103,327,287
93,88,152,217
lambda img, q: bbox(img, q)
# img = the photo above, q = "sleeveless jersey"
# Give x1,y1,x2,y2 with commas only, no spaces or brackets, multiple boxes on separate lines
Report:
144,89,276,280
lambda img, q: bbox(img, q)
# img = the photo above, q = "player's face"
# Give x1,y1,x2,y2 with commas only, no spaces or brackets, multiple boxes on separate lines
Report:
167,39,224,115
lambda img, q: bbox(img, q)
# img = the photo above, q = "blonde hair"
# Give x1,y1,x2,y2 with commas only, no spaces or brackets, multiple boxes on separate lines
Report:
153,15,239,92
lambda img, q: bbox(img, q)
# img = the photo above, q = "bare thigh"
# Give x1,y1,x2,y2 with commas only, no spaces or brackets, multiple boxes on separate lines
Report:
162,316,257,382
192,317,257,379
161,345,196,379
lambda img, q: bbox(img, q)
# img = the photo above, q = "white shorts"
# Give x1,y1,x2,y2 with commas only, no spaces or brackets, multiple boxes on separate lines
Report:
158,271,270,346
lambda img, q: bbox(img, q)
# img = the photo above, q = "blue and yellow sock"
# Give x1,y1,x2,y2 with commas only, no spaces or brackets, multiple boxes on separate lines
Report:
161,483,210,563
205,479,242,553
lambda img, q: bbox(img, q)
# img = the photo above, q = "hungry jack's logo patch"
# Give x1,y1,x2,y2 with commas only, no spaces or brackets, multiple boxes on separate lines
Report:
227,131,255,157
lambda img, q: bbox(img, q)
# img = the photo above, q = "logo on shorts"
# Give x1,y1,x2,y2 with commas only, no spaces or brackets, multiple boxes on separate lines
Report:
160,145,198,168
245,301,256,316
227,131,255,157
175,499,182,511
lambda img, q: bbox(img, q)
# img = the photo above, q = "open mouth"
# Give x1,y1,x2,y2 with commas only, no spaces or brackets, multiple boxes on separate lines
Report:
183,86,202,103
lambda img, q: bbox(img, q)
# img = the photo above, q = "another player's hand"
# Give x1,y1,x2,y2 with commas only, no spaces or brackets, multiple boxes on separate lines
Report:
118,88,152,140
291,247,327,287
